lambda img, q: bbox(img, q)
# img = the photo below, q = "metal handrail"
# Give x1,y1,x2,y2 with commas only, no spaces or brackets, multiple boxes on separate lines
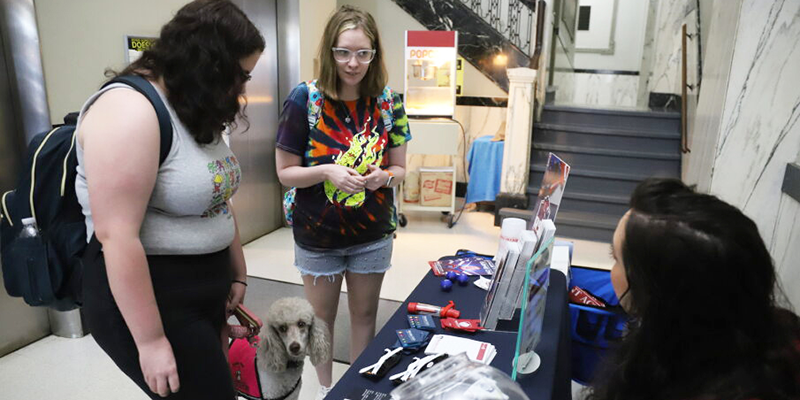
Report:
529,0,546,68
681,23,691,154
458,0,535,56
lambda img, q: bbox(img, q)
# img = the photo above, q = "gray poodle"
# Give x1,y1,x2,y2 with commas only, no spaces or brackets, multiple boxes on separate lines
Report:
255,297,331,400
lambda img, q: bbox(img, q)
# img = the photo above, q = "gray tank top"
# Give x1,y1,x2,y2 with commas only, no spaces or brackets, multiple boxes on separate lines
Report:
75,82,240,255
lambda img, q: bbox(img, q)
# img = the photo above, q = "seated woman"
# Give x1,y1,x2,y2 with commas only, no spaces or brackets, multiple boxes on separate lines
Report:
589,178,800,400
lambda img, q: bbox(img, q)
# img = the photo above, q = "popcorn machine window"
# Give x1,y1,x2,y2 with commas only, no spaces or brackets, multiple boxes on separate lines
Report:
404,31,458,117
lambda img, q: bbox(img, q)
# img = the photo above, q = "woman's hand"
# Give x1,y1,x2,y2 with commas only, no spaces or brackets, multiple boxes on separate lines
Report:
226,280,247,317
138,336,180,397
325,164,366,194
364,164,389,191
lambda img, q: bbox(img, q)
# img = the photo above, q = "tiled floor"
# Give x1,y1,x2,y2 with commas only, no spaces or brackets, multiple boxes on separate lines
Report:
0,209,612,400
246,210,613,302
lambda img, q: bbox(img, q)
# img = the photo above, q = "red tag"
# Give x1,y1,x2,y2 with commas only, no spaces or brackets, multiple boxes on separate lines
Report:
441,318,484,332
569,286,607,308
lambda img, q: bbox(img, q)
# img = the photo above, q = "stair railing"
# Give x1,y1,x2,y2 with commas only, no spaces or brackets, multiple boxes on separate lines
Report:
681,23,692,153
529,0,546,68
458,0,535,57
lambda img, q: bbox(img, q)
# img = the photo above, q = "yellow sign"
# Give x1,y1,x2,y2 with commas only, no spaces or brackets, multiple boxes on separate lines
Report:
127,37,155,52
126,36,157,65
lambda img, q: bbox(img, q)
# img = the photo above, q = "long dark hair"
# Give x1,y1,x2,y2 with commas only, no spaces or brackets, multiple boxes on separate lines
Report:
114,0,265,144
588,178,800,400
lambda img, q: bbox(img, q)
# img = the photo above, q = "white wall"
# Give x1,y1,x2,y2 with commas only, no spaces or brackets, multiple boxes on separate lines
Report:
35,0,188,124
337,0,507,98
298,0,336,82
573,0,649,72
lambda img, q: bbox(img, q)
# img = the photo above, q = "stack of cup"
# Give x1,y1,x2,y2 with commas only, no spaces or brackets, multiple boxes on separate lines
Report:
495,217,526,261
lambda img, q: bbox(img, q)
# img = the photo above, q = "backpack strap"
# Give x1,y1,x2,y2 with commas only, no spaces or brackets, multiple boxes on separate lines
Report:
102,75,173,165
377,86,395,132
305,80,324,132
307,80,396,133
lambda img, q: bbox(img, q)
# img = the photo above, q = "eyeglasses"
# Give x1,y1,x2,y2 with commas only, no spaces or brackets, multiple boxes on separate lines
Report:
240,70,252,82
331,47,376,64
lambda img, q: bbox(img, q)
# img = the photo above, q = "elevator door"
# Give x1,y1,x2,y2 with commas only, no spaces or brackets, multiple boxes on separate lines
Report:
228,0,284,243
0,0,51,357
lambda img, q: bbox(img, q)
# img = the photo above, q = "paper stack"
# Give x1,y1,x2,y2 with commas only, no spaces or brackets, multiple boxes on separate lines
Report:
498,229,538,320
479,242,520,330
424,334,497,365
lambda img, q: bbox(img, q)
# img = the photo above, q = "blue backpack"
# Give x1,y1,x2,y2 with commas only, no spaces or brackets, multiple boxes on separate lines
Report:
283,80,395,225
0,75,173,310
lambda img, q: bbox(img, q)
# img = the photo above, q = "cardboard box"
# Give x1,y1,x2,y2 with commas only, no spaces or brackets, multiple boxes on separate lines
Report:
420,167,454,207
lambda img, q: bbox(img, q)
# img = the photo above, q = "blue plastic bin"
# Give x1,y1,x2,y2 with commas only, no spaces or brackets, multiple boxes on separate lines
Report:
568,266,628,385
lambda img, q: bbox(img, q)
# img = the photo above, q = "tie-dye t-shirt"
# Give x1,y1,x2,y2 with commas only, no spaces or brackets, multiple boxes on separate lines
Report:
276,82,412,250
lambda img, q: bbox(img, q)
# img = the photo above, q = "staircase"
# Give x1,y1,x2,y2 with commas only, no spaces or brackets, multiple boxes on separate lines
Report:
391,0,534,91
527,105,682,243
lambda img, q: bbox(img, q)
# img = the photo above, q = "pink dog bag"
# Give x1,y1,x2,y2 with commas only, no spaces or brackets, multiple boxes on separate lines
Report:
229,336,263,399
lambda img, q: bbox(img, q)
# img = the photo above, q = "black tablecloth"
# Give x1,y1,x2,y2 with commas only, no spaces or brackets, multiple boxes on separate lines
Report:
326,269,571,400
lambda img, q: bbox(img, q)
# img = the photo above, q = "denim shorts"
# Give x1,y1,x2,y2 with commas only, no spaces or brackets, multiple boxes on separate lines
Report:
294,235,393,280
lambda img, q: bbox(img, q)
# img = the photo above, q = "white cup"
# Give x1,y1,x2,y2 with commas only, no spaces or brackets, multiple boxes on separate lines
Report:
496,217,526,260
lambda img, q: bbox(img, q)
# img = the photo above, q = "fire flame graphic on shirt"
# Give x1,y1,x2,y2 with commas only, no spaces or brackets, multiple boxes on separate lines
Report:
324,117,385,207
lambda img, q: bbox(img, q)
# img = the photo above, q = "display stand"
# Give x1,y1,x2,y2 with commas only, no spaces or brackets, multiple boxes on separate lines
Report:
513,237,555,380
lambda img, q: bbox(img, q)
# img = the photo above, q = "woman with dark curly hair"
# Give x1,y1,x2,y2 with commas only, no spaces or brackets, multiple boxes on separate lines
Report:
589,178,800,400
75,1,264,398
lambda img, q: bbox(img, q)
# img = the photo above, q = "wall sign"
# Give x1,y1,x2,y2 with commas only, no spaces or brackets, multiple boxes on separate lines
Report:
125,35,156,65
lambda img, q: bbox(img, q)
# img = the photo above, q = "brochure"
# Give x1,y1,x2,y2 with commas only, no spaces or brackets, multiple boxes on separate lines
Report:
529,153,570,235
429,256,496,276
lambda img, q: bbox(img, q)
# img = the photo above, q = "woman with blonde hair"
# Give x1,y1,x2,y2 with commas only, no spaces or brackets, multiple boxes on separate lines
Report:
275,5,411,398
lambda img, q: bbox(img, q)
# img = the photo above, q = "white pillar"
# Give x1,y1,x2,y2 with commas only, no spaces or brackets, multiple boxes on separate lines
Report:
500,67,538,196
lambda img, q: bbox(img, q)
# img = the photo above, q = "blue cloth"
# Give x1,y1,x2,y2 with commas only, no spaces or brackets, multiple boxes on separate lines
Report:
465,135,504,203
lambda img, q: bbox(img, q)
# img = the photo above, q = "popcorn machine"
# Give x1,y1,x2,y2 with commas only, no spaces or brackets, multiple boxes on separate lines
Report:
399,31,460,228
404,31,458,117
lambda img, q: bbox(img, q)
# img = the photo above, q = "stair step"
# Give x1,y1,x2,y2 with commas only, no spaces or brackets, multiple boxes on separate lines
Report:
542,104,680,120
531,148,681,179
534,125,681,154
530,164,655,182
526,186,629,205
496,209,618,243
534,122,681,139
553,223,614,243
533,143,680,160
541,105,681,132
555,210,619,230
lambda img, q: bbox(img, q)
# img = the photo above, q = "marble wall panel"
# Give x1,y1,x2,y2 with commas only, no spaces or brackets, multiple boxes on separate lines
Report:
707,0,800,307
554,72,639,108
683,0,742,191
637,0,660,107
641,0,700,96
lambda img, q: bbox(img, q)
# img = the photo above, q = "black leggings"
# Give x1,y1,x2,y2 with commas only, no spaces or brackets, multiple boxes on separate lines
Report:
82,246,235,400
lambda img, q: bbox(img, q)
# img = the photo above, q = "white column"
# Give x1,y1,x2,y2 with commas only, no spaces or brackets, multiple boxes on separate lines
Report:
500,68,538,196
